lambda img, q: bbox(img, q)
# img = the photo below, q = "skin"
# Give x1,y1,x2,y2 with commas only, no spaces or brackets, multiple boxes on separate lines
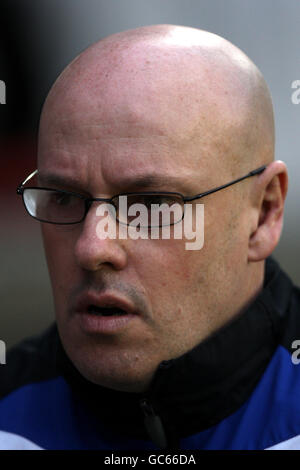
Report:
37,25,288,393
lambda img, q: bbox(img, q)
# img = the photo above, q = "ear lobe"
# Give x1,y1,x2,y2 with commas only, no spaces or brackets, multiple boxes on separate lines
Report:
248,162,288,262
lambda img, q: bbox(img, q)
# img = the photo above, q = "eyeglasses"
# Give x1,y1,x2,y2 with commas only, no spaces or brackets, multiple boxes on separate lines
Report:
16,165,266,227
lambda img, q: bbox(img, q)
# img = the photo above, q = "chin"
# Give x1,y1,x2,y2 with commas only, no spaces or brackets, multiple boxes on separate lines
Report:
65,339,155,393
76,359,153,393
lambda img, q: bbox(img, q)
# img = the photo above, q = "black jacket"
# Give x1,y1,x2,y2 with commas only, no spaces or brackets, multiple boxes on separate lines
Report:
0,256,300,450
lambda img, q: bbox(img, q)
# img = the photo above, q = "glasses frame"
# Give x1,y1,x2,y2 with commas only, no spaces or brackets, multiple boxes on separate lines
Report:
16,165,267,226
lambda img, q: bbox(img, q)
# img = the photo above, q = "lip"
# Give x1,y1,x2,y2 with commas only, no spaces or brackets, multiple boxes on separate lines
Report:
74,291,138,334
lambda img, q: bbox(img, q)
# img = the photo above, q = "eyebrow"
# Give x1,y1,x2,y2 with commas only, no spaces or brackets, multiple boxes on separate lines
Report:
37,172,190,193
118,174,188,191
37,173,88,193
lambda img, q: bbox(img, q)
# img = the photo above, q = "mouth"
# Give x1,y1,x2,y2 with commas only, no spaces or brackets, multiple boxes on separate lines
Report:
87,305,128,316
74,292,138,333
75,291,136,314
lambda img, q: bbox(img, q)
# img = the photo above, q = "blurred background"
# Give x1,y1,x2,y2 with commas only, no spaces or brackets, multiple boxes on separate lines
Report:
1,0,299,349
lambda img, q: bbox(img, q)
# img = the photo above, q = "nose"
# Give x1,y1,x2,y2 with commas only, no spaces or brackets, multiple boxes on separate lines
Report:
74,202,127,272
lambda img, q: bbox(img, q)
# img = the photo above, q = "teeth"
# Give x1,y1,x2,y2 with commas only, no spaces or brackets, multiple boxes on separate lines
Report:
88,306,127,316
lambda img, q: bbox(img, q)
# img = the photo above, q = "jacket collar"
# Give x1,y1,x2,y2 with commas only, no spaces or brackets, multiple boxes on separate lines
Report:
56,257,293,444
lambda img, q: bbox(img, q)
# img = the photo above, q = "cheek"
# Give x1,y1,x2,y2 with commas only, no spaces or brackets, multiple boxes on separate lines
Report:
129,239,196,295
41,225,78,292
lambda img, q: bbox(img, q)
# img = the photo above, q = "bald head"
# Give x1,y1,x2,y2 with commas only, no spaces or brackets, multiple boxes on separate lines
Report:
39,24,274,177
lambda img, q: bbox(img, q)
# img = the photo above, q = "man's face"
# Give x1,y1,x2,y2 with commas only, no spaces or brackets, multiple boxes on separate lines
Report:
38,51,251,392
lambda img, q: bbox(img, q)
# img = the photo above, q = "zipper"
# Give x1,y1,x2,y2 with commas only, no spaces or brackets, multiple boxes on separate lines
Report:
140,398,168,449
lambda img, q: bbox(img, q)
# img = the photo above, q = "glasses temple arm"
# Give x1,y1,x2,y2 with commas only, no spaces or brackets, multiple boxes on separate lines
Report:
185,165,267,202
248,165,267,176
17,169,38,193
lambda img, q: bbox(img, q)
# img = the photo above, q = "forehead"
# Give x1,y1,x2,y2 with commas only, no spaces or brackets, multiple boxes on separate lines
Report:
38,48,236,191
38,115,205,194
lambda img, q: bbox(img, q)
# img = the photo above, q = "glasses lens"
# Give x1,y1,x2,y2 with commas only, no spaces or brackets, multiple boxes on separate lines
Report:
23,189,85,224
115,194,184,227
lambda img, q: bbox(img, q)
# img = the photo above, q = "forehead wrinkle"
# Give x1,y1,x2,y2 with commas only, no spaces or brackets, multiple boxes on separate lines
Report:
40,111,174,148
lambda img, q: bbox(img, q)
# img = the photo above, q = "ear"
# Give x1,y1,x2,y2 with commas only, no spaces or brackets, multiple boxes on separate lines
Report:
248,160,288,262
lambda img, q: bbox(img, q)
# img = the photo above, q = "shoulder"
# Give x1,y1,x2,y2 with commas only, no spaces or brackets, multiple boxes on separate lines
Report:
0,324,59,399
263,257,300,351
276,273,300,360
258,265,300,448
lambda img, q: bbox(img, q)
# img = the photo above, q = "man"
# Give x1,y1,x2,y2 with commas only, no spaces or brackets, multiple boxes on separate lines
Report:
1,24,299,450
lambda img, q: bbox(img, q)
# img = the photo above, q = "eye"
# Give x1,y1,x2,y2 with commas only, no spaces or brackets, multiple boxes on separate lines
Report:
146,196,169,207
51,191,74,206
